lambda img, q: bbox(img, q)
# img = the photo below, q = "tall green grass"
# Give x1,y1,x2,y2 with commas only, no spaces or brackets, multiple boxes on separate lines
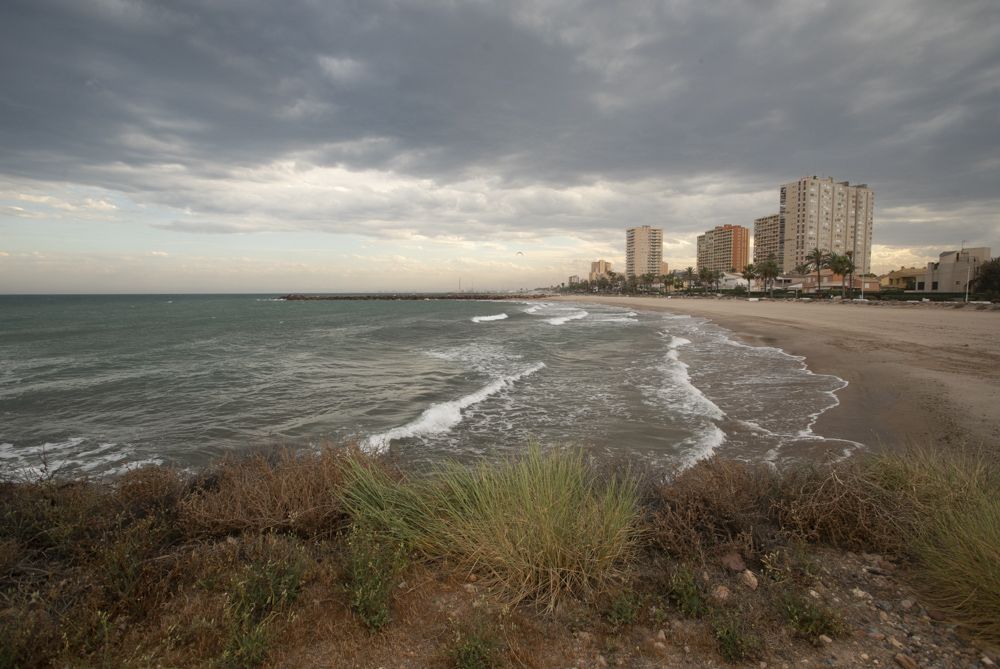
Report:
339,447,642,610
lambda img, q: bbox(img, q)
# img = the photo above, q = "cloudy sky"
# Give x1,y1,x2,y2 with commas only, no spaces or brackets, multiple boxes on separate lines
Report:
2,0,998,293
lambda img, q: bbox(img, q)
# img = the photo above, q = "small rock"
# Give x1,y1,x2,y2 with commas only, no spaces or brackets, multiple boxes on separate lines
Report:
739,569,759,591
720,551,747,572
467,573,477,582
576,631,593,643
808,589,821,600
927,609,947,621
596,655,608,668
711,584,732,603
861,654,870,661
653,642,666,652
982,656,996,667
462,583,476,593
852,587,872,600
899,598,915,611
889,636,904,649
656,629,666,642
893,654,918,669
818,634,833,644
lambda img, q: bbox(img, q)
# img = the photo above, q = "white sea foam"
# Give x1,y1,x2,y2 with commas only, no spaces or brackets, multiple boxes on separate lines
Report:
523,305,541,314
363,362,546,453
471,313,508,323
677,424,726,470
545,310,588,325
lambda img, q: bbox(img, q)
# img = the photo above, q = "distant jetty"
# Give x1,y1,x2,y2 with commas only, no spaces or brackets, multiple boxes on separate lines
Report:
278,293,548,301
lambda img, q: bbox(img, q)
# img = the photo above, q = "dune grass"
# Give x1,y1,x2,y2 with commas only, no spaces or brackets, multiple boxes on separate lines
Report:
339,446,643,611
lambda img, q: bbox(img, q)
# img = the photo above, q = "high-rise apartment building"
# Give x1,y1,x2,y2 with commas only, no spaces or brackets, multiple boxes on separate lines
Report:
589,259,613,282
696,224,750,273
752,214,782,270
625,226,663,278
779,176,874,274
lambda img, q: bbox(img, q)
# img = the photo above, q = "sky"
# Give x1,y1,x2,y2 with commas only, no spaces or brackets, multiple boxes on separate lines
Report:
1,0,998,293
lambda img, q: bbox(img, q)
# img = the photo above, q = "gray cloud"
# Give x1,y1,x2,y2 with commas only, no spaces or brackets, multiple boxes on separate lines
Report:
1,0,998,249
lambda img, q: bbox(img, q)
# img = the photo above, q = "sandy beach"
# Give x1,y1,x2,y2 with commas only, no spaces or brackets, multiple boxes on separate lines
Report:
554,295,1000,451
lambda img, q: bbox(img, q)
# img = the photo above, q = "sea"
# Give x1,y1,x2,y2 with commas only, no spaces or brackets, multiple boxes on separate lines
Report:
0,295,860,478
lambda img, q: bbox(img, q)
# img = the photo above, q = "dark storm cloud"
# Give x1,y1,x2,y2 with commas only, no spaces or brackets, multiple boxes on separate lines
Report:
1,0,998,246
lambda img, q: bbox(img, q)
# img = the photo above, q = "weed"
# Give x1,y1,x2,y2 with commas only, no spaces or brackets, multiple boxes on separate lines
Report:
712,611,763,663
452,627,499,669
220,536,307,667
605,589,641,630
666,565,709,618
344,523,408,631
780,592,844,643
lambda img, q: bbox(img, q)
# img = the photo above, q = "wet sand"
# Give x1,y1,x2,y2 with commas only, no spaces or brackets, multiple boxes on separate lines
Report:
554,295,1000,451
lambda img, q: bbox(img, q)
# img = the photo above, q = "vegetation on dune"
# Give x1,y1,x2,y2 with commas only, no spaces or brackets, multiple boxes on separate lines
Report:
339,446,643,611
0,442,997,667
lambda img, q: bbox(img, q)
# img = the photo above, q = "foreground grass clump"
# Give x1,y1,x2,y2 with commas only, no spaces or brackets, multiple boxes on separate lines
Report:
340,446,643,610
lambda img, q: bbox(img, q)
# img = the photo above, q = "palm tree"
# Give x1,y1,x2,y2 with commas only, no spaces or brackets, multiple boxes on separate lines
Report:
844,251,857,298
741,263,757,296
758,255,780,297
713,269,723,292
697,267,711,293
805,247,829,296
793,263,810,276
685,266,695,292
826,253,846,297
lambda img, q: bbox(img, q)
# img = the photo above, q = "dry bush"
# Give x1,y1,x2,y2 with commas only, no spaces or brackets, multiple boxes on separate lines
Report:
773,446,996,556
114,465,183,520
179,447,349,537
651,458,777,560
772,461,911,554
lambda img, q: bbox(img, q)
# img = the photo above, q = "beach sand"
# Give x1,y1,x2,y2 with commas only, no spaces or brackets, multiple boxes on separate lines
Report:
554,295,1000,451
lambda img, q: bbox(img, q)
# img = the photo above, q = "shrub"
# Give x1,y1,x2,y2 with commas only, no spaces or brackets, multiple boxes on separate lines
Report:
340,446,642,611
652,457,775,560
180,447,348,538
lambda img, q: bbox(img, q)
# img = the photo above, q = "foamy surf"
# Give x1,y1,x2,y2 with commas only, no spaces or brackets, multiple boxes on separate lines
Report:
471,313,508,323
363,362,546,453
545,310,588,325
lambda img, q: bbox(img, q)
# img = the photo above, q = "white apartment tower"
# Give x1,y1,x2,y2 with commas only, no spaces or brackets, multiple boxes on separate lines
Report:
779,176,874,274
625,225,663,278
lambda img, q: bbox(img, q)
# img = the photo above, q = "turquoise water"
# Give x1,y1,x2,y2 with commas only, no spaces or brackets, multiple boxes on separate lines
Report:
0,295,857,477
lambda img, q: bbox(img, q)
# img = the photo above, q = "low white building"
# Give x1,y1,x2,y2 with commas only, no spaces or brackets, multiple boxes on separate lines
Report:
912,248,991,293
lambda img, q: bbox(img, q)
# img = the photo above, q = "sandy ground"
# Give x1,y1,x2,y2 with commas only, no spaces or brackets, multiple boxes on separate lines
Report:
553,295,1000,451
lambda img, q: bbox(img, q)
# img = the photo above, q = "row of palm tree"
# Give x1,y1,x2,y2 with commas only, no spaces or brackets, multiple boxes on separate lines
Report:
737,256,781,296
804,247,858,297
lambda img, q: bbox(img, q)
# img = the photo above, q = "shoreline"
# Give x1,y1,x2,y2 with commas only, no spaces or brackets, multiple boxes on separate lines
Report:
553,295,1000,452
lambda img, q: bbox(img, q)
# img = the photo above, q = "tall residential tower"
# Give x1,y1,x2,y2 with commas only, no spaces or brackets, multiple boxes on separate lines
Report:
625,226,663,278
696,224,750,273
779,176,874,274
752,214,782,270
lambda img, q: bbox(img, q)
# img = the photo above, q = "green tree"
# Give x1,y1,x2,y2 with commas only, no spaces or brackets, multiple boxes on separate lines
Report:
973,258,1000,294
685,266,695,292
758,255,780,297
805,247,830,296
826,253,849,297
741,263,757,296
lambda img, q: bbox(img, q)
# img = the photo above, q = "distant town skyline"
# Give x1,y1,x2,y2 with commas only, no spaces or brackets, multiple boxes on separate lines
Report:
2,1,998,292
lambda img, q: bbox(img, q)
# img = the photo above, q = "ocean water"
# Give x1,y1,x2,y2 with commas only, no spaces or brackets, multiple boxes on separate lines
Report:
0,295,859,477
